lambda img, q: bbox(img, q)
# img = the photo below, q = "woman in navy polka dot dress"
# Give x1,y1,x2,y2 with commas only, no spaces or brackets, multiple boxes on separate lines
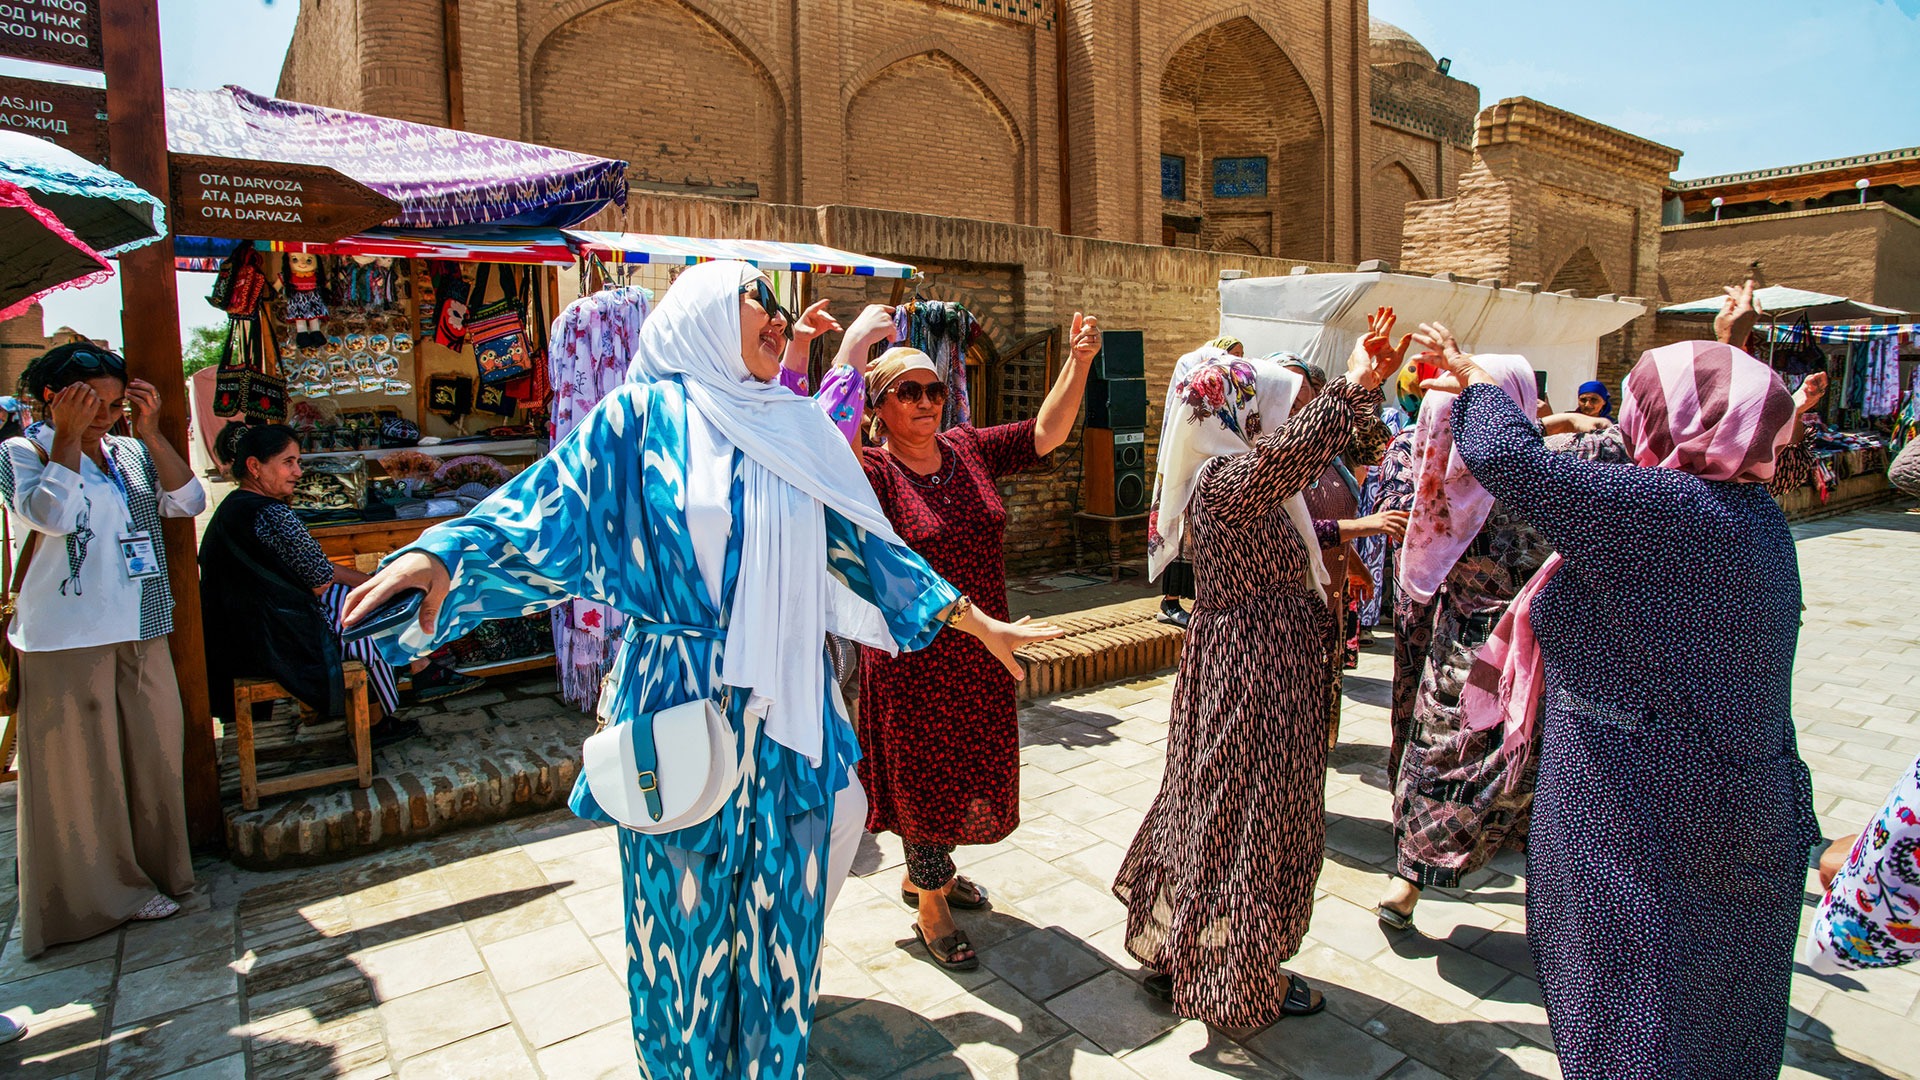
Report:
1423,311,1828,1080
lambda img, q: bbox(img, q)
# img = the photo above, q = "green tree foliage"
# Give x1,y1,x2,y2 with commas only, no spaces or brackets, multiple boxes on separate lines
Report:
181,324,227,376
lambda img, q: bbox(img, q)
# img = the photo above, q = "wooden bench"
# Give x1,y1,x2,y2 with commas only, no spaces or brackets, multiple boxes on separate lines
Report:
234,661,373,811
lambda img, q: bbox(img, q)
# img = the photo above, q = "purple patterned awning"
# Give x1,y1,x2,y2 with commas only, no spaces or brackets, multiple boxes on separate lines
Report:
165,87,626,229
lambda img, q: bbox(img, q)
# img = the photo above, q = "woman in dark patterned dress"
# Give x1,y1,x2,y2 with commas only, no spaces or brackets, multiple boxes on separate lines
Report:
1421,313,1827,1080
859,317,1101,971
1374,357,1624,928
1118,317,1405,1026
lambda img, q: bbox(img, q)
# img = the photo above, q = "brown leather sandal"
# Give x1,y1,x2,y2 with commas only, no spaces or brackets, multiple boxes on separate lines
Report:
911,923,979,971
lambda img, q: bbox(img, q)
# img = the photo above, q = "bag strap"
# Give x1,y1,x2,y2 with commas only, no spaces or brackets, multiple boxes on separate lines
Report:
4,440,50,603
471,263,493,305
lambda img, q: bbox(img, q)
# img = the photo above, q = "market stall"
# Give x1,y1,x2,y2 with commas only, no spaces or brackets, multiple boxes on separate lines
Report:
1217,270,1645,403
1661,288,1915,513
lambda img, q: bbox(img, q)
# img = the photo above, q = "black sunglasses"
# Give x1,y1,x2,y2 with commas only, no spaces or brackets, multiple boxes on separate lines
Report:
739,278,794,339
54,347,127,380
888,380,948,406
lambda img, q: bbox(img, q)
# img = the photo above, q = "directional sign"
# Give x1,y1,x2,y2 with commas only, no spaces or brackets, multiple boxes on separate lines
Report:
0,74,107,163
167,154,401,243
0,0,104,71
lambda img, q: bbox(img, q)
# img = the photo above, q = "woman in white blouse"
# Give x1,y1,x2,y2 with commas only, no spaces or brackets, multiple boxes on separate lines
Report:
2,343,204,956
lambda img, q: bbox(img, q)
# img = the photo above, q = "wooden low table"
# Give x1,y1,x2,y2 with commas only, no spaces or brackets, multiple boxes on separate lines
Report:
1071,511,1148,581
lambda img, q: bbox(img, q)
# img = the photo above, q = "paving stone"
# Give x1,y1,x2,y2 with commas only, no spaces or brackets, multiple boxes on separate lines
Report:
1007,814,1102,862
1360,983,1512,1078
1009,1034,1145,1078
1015,879,1127,936
978,927,1109,1003
353,927,484,1002
377,972,511,1062
102,996,244,1080
812,996,955,1078
963,849,1073,904
157,1053,248,1079
1283,943,1413,1028
860,941,996,1012
480,920,603,996
1302,895,1393,962
1244,1012,1405,1079
1120,1024,1279,1079
1045,969,1180,1055
111,949,241,1027
534,1021,639,1080
920,977,1072,1076
1366,932,1513,1011
393,1025,539,1079
120,910,235,975
0,931,120,988
505,964,629,1049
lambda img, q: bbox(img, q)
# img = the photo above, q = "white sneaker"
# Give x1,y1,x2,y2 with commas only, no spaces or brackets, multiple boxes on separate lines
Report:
0,1013,26,1044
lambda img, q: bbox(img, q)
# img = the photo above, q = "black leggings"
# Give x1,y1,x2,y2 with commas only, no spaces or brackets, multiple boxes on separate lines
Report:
904,841,957,891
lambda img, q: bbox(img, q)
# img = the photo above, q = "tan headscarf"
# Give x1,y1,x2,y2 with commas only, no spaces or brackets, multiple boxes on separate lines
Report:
864,347,939,406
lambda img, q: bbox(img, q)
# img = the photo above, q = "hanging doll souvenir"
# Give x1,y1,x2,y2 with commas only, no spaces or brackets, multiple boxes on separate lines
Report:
280,252,332,349
432,261,473,351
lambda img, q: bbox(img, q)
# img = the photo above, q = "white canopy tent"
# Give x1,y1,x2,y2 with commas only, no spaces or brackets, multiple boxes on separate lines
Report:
1218,272,1646,404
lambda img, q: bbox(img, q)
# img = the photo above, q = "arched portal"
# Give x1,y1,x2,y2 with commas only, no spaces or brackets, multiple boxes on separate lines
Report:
530,0,785,200
1366,161,1428,265
844,52,1023,223
1549,246,1615,297
1159,17,1326,260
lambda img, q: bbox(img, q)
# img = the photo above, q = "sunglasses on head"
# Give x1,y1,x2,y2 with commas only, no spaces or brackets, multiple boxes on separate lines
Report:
54,347,127,380
739,278,794,339
887,379,948,406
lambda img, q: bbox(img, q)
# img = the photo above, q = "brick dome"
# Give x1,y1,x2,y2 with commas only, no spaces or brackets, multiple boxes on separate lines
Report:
1369,17,1436,69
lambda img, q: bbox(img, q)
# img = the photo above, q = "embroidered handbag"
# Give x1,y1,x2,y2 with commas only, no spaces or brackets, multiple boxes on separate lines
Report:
432,265,472,351
207,241,269,317
468,265,533,386
212,318,288,422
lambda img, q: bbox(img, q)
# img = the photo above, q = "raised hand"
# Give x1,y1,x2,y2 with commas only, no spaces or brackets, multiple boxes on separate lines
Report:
1068,312,1103,365
48,382,103,433
125,379,162,439
1794,370,1829,415
1348,307,1413,390
1413,322,1487,387
1715,278,1766,346
835,304,898,370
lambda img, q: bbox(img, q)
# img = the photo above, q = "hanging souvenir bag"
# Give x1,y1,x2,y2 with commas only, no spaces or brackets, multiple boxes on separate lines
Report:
212,318,289,422
432,263,472,351
467,265,533,386
207,241,269,317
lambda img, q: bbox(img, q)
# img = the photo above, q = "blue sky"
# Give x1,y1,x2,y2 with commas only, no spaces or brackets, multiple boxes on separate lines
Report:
1371,0,1920,179
9,0,1918,344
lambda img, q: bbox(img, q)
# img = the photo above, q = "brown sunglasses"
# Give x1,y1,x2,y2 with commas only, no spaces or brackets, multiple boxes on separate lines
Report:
887,380,948,405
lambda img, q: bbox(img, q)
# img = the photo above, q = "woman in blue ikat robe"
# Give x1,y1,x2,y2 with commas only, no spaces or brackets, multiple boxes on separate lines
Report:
345,260,1059,1079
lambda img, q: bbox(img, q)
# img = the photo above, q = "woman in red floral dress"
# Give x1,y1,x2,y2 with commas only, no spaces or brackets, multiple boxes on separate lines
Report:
859,315,1102,970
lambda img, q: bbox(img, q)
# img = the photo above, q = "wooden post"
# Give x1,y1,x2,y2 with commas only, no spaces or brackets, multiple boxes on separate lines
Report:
442,0,465,130
101,0,223,846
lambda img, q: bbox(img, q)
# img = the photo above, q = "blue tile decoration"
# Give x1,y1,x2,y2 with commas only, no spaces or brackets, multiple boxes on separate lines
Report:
1161,155,1186,201
1212,156,1268,198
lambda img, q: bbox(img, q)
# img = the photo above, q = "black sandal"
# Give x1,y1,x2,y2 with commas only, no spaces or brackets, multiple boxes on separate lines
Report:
1143,972,1174,1002
902,875,990,910
1281,975,1326,1017
1375,902,1416,932
912,923,979,971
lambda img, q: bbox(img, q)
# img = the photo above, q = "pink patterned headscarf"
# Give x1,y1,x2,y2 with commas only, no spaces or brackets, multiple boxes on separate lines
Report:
1395,355,1539,606
1463,341,1799,771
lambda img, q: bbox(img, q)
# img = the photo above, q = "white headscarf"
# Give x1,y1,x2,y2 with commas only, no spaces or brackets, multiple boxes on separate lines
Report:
1147,348,1326,590
1395,354,1539,605
627,260,906,764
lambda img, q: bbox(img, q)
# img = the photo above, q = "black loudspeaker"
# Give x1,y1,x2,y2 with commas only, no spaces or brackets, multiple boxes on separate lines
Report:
1087,329,1148,428
1098,330,1145,378
1086,376,1146,429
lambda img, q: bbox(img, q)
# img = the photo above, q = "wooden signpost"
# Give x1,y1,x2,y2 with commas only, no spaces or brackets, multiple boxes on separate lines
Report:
0,0,104,71
0,73,108,163
167,154,400,244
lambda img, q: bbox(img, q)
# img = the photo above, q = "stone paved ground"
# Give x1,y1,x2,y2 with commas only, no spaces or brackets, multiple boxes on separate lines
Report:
1,504,1917,1079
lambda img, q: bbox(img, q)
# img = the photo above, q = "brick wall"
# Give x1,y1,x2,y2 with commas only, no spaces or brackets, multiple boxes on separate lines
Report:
277,0,1372,254
528,0,787,200
0,304,52,399
1364,60,1478,265
1658,203,1920,314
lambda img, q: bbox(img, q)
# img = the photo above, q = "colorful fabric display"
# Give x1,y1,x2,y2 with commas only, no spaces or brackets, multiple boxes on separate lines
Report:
546,284,651,709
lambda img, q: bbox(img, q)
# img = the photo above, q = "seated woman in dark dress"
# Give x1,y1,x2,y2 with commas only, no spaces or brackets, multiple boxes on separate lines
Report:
203,425,480,742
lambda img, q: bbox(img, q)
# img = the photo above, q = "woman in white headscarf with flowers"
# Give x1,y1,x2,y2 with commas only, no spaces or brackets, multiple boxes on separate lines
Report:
1115,311,1406,1026
344,260,1060,1079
